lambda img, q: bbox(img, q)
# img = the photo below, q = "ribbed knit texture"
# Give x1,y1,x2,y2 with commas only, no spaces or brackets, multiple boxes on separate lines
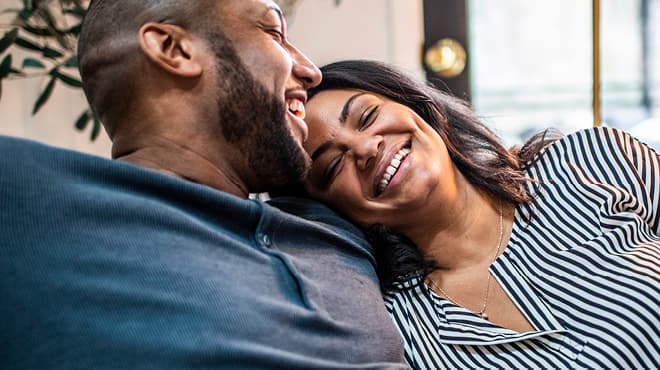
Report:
0,136,405,369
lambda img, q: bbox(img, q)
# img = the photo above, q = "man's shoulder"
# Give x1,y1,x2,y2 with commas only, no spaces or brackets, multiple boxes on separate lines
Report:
266,196,373,254
0,134,93,157
267,196,359,231
0,135,113,175
0,135,238,206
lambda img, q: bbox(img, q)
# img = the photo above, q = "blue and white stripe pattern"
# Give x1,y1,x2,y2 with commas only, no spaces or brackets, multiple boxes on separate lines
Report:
384,127,659,369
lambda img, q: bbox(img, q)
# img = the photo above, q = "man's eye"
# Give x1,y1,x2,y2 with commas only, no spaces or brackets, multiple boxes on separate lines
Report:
269,29,284,43
359,106,379,131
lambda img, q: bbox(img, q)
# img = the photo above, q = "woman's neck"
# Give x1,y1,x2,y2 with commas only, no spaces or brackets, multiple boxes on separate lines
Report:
402,173,511,272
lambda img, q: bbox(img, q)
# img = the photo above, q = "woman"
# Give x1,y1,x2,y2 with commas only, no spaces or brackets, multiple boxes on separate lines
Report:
298,60,659,369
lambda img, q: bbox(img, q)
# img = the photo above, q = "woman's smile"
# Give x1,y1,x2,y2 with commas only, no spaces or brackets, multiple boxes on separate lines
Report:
375,143,411,197
302,88,453,228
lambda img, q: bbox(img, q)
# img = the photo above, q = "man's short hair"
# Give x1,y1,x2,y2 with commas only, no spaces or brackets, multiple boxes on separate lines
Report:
77,0,222,136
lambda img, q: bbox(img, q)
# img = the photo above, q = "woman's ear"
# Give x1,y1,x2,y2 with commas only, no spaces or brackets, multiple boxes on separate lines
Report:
139,22,203,78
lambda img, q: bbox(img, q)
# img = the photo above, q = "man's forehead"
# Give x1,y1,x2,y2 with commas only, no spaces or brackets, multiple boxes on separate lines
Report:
221,0,281,14
216,0,284,25
256,0,285,23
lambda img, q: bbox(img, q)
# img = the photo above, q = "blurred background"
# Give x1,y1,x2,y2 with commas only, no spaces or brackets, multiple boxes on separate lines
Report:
0,0,658,157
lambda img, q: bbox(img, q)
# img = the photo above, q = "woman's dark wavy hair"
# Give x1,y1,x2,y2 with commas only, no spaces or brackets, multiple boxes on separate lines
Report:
305,60,562,292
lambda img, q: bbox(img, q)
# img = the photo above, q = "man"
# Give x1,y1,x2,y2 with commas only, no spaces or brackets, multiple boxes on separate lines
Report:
0,0,405,368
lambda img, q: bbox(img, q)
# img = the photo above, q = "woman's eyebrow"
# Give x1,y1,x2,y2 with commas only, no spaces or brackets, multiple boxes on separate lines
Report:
311,92,367,162
311,141,332,161
339,92,366,123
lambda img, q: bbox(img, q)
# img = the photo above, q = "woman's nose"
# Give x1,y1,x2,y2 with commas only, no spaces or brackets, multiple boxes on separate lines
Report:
353,135,383,171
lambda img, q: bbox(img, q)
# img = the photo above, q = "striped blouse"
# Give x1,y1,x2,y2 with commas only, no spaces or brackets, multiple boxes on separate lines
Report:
384,127,659,369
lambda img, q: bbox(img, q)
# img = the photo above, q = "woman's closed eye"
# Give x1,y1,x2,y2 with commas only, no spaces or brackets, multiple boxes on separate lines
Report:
323,153,345,185
358,105,379,131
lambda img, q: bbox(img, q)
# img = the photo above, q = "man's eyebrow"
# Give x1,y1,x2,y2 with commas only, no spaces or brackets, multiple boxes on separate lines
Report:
267,6,284,24
339,92,366,124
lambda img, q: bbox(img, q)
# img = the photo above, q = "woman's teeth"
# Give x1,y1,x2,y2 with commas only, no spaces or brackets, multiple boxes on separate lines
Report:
378,147,411,193
288,100,305,119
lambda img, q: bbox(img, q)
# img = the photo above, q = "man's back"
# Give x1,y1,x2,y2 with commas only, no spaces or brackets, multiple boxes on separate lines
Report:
0,136,404,369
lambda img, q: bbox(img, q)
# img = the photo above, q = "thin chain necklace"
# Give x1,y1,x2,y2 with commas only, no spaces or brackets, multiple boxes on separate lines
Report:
427,202,504,320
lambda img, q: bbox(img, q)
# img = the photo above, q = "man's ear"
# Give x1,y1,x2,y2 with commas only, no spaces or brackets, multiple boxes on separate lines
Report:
139,22,203,78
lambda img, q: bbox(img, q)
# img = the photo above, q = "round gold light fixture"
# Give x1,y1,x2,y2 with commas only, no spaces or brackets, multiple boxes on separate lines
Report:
424,38,467,78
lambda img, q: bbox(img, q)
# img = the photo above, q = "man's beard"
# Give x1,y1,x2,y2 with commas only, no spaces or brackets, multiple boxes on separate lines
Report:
210,37,310,193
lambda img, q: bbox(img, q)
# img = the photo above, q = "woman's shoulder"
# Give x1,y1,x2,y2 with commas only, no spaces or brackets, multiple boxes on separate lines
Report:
527,126,654,167
519,126,659,230
562,125,650,151
383,278,426,308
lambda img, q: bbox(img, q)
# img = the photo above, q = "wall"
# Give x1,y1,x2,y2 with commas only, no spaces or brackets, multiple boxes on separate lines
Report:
0,0,423,157
288,0,423,76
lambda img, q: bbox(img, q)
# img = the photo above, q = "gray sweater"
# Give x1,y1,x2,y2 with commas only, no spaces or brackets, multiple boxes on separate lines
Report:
0,136,405,369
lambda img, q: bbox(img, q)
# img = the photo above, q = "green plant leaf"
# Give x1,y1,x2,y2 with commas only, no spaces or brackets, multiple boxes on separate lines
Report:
9,68,25,77
0,55,12,79
37,7,71,51
51,69,82,87
18,8,34,21
66,24,82,36
64,8,86,18
91,115,102,141
74,109,91,130
14,36,42,52
22,25,54,37
42,46,64,59
32,76,56,115
38,7,60,29
22,57,45,69
0,28,18,54
63,56,78,68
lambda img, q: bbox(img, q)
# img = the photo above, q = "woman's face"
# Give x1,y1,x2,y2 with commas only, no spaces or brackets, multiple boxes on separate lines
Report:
302,89,457,229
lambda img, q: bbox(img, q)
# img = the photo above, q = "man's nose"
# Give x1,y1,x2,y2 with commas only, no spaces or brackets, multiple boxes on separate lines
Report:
290,45,322,89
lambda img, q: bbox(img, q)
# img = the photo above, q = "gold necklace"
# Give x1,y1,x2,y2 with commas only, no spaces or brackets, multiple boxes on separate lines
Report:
427,202,504,320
